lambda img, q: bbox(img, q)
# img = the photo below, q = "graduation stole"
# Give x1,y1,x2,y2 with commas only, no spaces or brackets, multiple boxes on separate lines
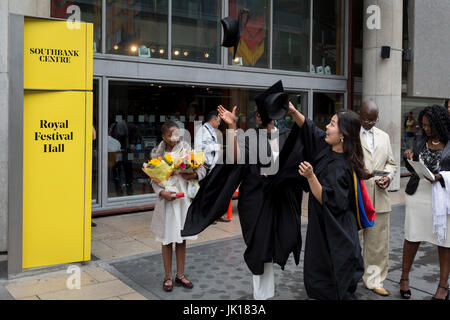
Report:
353,171,376,230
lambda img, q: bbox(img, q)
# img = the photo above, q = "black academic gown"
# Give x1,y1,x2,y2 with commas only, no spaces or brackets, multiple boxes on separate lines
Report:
300,119,364,300
181,126,308,275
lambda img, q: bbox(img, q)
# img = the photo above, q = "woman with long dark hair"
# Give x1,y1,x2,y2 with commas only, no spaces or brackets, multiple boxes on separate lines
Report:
401,104,450,300
290,105,371,299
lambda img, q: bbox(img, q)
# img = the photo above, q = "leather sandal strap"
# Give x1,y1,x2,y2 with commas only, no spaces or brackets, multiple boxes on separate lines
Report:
438,284,449,290
400,278,409,282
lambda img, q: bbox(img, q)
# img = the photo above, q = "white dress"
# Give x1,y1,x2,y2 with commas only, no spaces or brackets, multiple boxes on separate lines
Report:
155,152,198,245
405,147,450,247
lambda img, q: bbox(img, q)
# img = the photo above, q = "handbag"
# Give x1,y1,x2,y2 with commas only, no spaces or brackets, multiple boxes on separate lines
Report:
353,171,376,230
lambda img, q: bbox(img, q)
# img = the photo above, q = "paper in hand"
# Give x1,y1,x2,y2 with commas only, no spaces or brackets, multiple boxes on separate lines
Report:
373,170,390,177
407,159,435,181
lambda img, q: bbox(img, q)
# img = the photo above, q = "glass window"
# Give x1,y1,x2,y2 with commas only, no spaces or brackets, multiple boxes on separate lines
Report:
313,92,344,130
312,0,345,75
228,0,270,68
352,0,363,77
92,80,99,204
272,0,310,72
107,82,224,201
107,81,308,201
172,0,221,64
284,92,308,128
51,0,102,53
106,0,168,58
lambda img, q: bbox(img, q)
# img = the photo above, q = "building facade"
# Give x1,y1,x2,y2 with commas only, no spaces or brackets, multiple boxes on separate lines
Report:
3,0,448,254
47,0,350,218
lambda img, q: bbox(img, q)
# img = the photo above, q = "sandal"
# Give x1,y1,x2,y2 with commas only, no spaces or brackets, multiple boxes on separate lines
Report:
163,277,173,292
431,284,449,300
175,274,194,289
399,278,411,299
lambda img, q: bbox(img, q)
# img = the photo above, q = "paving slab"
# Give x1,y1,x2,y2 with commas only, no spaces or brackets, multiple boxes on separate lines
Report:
107,204,443,300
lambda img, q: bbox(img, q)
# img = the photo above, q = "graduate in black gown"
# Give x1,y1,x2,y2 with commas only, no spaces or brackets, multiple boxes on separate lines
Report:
290,108,371,300
181,82,309,299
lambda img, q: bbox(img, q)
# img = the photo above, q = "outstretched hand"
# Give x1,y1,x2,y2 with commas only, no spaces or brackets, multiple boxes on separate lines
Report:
218,105,237,128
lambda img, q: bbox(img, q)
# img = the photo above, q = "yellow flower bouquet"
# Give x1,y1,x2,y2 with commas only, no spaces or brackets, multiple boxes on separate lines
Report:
142,154,174,183
173,150,205,174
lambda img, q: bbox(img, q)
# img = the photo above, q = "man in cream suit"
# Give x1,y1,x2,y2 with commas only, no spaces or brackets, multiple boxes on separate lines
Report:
359,100,398,296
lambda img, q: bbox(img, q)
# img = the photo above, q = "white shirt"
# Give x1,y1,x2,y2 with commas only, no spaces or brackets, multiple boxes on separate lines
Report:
194,122,220,169
268,128,280,162
361,127,375,154
108,135,121,152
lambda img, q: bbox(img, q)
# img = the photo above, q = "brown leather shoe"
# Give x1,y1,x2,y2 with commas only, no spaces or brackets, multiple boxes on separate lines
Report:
175,274,194,289
163,277,173,292
372,287,390,296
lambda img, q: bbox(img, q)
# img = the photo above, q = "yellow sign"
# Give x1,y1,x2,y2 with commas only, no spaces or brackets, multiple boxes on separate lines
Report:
24,17,93,91
22,17,93,269
22,91,92,268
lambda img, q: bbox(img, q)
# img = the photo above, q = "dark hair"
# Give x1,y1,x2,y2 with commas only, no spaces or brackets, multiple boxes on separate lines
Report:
445,99,450,108
161,120,179,135
418,105,450,143
336,110,370,179
206,110,219,123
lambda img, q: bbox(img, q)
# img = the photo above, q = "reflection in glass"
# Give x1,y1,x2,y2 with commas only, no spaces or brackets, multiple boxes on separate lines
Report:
272,0,310,72
51,0,102,53
228,0,270,68
312,0,345,75
172,0,221,64
92,80,99,204
106,0,168,58
313,92,344,130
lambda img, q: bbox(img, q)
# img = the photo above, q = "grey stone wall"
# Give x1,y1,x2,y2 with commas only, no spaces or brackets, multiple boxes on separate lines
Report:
408,0,450,98
363,0,403,191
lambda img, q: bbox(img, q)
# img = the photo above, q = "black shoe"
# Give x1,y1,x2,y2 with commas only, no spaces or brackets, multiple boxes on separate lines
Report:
431,285,449,300
399,278,411,299
163,277,173,292
175,274,194,289
91,221,97,227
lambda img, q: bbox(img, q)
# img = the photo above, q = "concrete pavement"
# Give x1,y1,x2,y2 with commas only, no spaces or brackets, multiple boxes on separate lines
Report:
0,177,446,300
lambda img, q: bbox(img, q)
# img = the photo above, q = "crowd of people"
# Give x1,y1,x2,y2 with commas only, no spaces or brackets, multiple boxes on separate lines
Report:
148,87,450,300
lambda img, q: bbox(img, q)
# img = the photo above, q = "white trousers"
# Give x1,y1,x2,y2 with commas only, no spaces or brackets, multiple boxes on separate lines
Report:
252,262,275,300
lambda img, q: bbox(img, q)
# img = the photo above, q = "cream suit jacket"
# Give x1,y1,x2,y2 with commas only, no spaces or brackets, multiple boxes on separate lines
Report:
360,127,397,213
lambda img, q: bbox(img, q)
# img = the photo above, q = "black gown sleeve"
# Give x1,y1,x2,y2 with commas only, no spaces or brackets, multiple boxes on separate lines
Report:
321,167,352,217
181,163,246,236
298,118,328,162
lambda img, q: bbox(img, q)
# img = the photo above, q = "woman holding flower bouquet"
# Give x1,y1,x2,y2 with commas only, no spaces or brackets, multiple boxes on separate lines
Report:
149,120,205,292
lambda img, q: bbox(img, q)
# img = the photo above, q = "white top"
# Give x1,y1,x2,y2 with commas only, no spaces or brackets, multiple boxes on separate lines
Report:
361,127,374,154
154,151,198,245
268,128,280,162
194,122,221,169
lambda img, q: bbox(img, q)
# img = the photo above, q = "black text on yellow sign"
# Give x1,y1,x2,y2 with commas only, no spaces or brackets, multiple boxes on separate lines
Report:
29,48,80,64
22,91,92,269
34,120,74,153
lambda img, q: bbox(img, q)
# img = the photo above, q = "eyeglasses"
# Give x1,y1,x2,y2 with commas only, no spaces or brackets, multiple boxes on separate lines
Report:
361,117,379,124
